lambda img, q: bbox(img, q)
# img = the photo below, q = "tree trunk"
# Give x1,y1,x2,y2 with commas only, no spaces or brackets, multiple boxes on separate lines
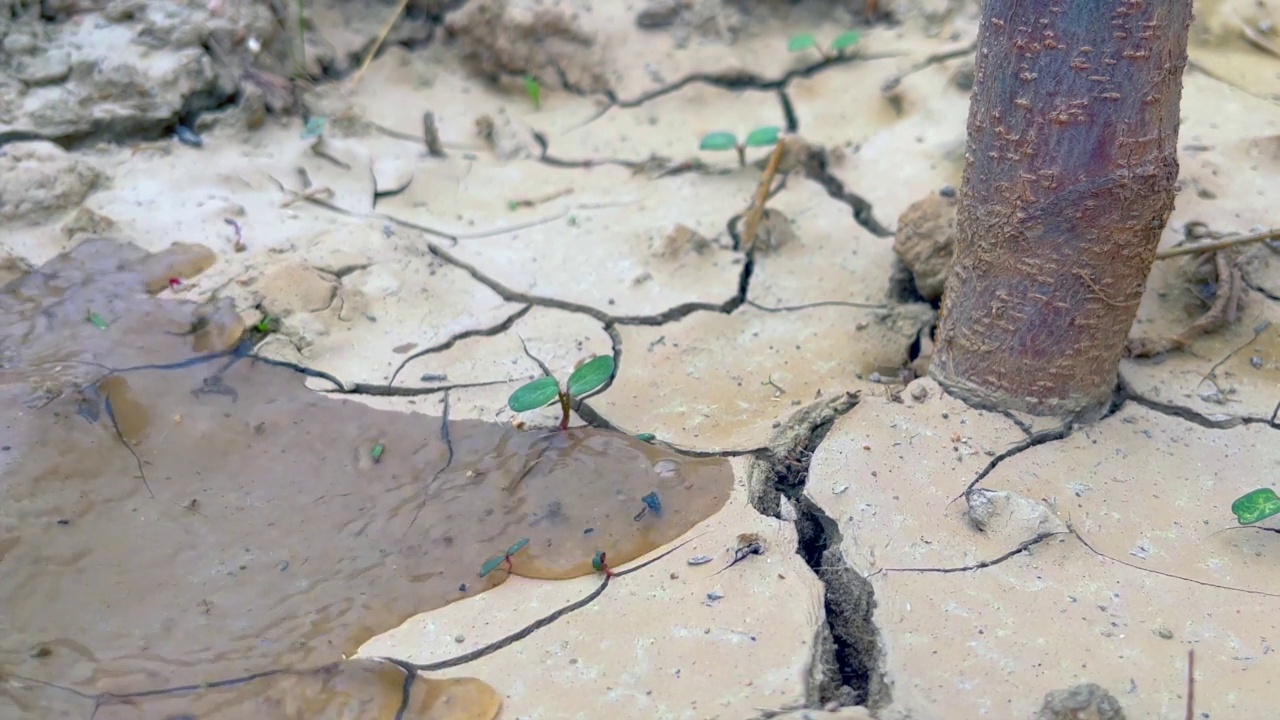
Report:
930,0,1193,420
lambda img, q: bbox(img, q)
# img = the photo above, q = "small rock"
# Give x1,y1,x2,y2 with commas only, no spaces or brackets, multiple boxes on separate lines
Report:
652,223,711,259
893,193,957,302
687,555,713,566
1252,355,1264,369
909,383,929,401
0,142,103,224
453,634,465,643
965,488,997,531
1035,682,1125,720
13,51,71,85
1153,625,1173,640
2,33,38,56
636,0,680,28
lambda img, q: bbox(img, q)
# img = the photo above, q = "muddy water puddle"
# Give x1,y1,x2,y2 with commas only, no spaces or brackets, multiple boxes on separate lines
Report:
0,238,732,719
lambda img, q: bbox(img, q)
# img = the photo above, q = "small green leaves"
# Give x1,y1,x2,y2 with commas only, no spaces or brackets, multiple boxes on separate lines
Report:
301,116,327,140
524,74,542,109
743,125,781,148
591,551,606,572
255,316,277,334
371,443,385,463
506,537,530,557
830,31,860,54
87,311,108,330
699,131,739,151
787,33,817,53
508,375,561,413
1231,488,1280,525
566,355,615,398
479,555,505,578
635,432,656,443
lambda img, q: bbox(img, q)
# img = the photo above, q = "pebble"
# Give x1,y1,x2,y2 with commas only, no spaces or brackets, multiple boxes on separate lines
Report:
175,125,203,148
454,634,465,643
687,554,713,566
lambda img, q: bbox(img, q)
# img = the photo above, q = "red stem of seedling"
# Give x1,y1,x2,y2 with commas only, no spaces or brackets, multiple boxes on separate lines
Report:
558,391,571,431
504,555,514,573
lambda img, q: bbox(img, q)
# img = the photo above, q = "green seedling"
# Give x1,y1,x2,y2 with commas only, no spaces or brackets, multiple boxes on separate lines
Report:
301,116,327,140
255,315,279,334
87,311,108,330
371,443,385,464
699,126,781,167
1231,487,1280,526
507,355,615,431
524,74,542,110
788,31,860,61
479,537,531,577
591,550,614,578
634,432,656,443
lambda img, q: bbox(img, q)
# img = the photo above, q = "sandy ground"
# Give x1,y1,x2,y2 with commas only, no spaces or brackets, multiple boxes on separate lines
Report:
2,0,1280,718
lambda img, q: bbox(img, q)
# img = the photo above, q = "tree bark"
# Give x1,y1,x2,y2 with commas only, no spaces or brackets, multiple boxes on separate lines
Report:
930,0,1193,420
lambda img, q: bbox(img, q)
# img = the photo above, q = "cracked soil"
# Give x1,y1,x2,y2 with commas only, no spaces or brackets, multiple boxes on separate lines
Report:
2,0,1279,718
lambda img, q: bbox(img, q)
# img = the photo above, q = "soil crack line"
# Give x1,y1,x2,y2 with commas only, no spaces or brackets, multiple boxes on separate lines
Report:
949,423,1073,506
869,531,1068,575
388,304,533,385
747,391,889,710
1066,522,1280,598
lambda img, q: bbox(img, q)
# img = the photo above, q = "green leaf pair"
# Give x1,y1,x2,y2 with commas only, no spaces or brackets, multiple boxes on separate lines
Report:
507,355,616,413
698,126,781,152
788,31,860,57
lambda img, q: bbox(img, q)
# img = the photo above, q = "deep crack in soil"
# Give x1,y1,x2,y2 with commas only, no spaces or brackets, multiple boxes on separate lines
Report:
747,392,890,711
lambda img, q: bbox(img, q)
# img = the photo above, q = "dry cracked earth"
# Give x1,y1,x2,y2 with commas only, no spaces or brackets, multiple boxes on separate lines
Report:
2,0,1280,719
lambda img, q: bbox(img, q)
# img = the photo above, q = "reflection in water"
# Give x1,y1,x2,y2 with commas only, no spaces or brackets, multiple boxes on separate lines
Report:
0,238,733,719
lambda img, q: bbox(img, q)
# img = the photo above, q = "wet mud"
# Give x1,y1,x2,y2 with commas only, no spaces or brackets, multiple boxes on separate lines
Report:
0,238,733,719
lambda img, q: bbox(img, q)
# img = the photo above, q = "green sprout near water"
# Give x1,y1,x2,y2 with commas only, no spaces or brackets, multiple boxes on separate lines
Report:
87,311,109,330
507,355,615,431
524,74,542,110
699,126,781,167
479,537,531,578
788,31,861,61
1231,487,1280,526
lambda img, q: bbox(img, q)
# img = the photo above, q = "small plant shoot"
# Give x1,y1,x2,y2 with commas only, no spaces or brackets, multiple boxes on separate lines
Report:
301,116,327,140
698,126,782,167
479,536,531,577
788,31,860,61
371,443,385,464
524,74,542,110
1231,488,1280,526
87,311,109,330
507,355,616,430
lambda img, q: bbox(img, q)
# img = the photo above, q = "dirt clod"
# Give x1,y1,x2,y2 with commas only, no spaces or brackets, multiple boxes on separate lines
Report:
892,192,957,302
445,0,608,92
0,141,102,224
1035,682,1125,720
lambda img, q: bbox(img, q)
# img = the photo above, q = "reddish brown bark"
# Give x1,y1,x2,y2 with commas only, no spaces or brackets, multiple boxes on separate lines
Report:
931,0,1193,419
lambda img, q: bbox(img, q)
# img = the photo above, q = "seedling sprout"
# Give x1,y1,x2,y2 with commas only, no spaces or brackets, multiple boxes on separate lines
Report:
508,355,615,430
788,31,860,61
698,126,781,167
1231,487,1280,526
524,74,542,110
479,537,531,578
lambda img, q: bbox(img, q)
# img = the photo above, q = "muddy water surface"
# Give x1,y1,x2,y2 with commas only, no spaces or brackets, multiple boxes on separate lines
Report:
0,239,733,720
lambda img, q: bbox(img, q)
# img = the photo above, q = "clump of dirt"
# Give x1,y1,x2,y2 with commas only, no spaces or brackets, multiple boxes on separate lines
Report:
0,1,278,144
444,0,608,92
0,140,101,223
892,189,957,302
1034,682,1125,720
0,237,733,719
